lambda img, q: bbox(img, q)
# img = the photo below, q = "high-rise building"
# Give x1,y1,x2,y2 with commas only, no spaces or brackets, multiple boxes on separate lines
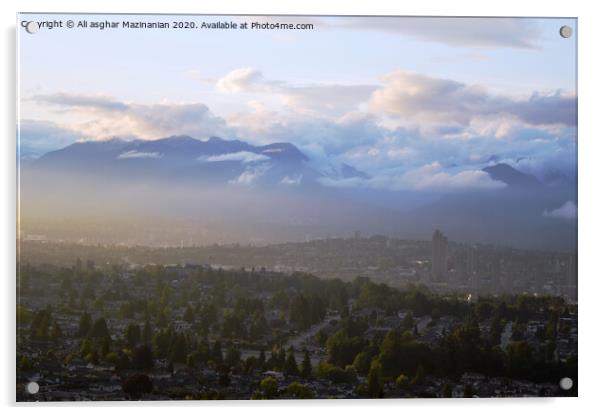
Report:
431,229,448,282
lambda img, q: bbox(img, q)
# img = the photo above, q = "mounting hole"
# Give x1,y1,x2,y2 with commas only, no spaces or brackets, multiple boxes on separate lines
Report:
559,377,573,390
26,381,39,394
25,21,39,34
559,25,573,38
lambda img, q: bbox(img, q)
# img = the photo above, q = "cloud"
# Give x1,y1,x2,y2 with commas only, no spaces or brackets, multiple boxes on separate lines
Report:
25,71,577,191
29,93,232,140
245,16,543,49
18,119,81,158
228,165,270,186
280,175,303,186
216,68,272,93
31,92,129,111
320,161,506,192
216,68,375,116
369,71,576,127
330,17,542,49
543,201,577,220
200,151,269,164
117,150,162,159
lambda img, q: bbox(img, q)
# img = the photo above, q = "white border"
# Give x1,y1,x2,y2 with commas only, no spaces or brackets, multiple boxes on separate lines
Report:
3,1,600,414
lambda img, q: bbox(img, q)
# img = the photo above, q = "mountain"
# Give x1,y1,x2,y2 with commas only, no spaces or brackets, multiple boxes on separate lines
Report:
20,137,576,251
31,135,320,187
482,163,541,188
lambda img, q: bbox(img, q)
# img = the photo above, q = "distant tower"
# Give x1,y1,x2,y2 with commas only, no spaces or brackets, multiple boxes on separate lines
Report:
431,228,448,282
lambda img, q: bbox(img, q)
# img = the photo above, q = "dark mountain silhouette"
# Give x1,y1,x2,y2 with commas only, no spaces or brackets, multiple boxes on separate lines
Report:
482,163,541,188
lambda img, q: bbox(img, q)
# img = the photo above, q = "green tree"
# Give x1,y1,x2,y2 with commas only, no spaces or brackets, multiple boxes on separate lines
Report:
142,320,153,343
367,359,384,398
125,324,141,348
211,340,223,364
100,335,112,358
326,330,365,367
183,305,195,323
260,376,279,399
284,347,300,376
90,317,109,338
224,344,241,367
301,349,312,378
395,373,410,388
411,364,425,385
352,351,372,375
285,381,314,399
50,321,63,339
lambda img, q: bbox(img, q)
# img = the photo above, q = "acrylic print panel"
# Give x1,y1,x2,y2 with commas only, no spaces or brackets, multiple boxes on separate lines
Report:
16,14,577,401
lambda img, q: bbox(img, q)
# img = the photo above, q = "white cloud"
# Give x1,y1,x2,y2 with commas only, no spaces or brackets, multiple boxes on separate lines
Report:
320,161,506,192
200,151,269,164
216,68,375,116
30,93,232,140
117,151,162,159
228,165,270,186
369,71,576,127
280,175,303,186
216,68,269,93
543,201,577,220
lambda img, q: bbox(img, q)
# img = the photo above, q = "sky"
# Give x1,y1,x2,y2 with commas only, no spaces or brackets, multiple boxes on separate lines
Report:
18,14,577,193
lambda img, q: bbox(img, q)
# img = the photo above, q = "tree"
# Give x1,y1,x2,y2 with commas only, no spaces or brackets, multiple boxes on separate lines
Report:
395,373,410,388
367,359,384,398
442,383,452,398
30,309,52,339
168,333,188,364
80,337,95,358
50,321,63,339
19,356,32,371
90,317,109,338
401,312,415,331
326,330,365,367
258,349,266,369
260,376,278,399
125,324,141,348
131,344,154,370
100,335,112,358
506,340,533,379
284,347,300,376
463,383,474,398
317,362,355,384
224,344,241,367
211,340,223,364
411,364,425,385
352,351,372,375
286,382,314,399
122,373,153,400
142,320,153,343
301,349,312,378
183,305,195,323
